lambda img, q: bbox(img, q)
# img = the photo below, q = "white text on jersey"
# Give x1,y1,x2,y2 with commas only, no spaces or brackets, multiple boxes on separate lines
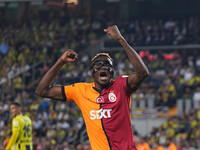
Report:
90,109,112,120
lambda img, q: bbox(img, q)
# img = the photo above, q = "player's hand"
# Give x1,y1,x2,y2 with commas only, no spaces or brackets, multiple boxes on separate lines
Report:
60,49,78,63
104,25,124,41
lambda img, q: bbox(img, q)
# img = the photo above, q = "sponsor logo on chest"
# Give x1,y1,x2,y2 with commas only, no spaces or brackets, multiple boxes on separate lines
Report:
90,108,112,120
96,91,117,103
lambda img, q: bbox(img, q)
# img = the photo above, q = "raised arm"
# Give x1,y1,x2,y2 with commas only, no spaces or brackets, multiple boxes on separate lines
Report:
104,25,149,90
35,49,78,100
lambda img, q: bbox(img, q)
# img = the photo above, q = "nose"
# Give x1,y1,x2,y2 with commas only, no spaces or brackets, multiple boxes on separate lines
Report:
100,64,109,70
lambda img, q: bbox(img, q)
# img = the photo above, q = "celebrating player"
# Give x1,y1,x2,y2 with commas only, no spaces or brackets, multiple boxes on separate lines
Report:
35,25,149,150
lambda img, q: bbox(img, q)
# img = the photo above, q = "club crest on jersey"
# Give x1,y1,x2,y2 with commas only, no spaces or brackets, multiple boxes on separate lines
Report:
96,96,104,103
13,121,19,126
108,92,117,102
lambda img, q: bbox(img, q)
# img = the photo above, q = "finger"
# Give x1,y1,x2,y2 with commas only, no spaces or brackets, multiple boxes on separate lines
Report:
67,53,75,59
108,33,112,36
73,51,78,56
70,49,78,56
112,25,117,29
107,31,112,35
75,55,78,61
67,49,78,56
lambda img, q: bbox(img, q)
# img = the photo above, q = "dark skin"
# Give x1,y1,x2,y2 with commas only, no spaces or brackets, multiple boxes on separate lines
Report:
91,56,114,90
35,25,149,100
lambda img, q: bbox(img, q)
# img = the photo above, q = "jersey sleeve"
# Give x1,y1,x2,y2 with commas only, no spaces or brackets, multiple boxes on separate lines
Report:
6,118,20,150
63,83,79,102
117,75,133,95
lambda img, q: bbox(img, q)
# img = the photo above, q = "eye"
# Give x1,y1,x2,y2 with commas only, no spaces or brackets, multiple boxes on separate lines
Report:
103,61,112,68
95,62,103,66
105,63,112,68
92,60,113,68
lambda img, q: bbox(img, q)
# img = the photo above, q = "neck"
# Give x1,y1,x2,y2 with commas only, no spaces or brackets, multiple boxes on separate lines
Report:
94,83,110,92
93,87,102,93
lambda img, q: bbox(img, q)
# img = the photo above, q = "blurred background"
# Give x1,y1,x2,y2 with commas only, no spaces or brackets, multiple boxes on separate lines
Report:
0,0,200,149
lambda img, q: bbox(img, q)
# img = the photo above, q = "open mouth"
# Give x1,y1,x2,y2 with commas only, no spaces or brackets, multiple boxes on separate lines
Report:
100,72,107,77
99,71,109,80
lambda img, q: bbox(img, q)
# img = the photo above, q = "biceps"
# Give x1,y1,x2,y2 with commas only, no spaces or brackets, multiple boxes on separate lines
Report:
46,85,64,100
127,73,144,90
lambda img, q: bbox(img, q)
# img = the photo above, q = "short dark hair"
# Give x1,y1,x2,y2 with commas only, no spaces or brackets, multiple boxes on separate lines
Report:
11,102,21,107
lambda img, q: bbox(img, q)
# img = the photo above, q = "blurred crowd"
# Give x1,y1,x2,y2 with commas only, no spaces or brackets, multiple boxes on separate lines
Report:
105,17,200,47
134,108,200,150
0,2,200,150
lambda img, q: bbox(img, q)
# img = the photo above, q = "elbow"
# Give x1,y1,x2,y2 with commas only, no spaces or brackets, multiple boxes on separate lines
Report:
35,89,41,97
144,69,150,78
140,69,150,80
35,88,45,97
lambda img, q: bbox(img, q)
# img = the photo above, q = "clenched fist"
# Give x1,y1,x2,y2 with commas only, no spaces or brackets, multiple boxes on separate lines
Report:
104,25,124,42
60,49,78,63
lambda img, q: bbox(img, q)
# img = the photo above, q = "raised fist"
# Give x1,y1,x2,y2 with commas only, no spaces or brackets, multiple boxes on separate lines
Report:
60,49,78,63
104,25,124,41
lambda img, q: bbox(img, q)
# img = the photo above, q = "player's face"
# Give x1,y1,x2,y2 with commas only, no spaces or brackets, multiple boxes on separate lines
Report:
10,105,20,117
91,56,114,89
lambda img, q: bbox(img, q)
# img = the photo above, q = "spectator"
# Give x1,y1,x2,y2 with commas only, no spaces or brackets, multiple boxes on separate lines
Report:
193,86,200,109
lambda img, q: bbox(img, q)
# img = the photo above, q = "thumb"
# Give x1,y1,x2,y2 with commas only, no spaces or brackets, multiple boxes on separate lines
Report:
104,29,108,32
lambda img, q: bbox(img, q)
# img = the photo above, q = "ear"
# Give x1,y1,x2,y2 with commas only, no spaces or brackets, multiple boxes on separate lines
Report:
17,107,21,113
90,69,94,76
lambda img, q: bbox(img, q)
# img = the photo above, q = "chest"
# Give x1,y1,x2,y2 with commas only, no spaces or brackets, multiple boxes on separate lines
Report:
89,84,126,104
78,84,130,113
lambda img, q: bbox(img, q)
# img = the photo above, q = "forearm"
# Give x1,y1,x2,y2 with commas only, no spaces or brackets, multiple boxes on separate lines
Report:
119,38,149,76
35,58,65,97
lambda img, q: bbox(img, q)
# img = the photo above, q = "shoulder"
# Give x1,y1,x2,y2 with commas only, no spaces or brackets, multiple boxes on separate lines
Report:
113,75,133,93
75,82,93,86
24,115,31,120
65,82,94,89
24,115,32,124
14,115,22,121
75,82,92,86
12,115,22,126
114,75,129,82
117,75,129,79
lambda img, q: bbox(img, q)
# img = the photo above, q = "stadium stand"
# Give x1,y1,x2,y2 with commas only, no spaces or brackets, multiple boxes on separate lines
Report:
0,1,200,149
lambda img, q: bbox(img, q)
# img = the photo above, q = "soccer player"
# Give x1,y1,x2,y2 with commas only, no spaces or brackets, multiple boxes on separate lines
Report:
35,25,149,150
5,102,32,150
